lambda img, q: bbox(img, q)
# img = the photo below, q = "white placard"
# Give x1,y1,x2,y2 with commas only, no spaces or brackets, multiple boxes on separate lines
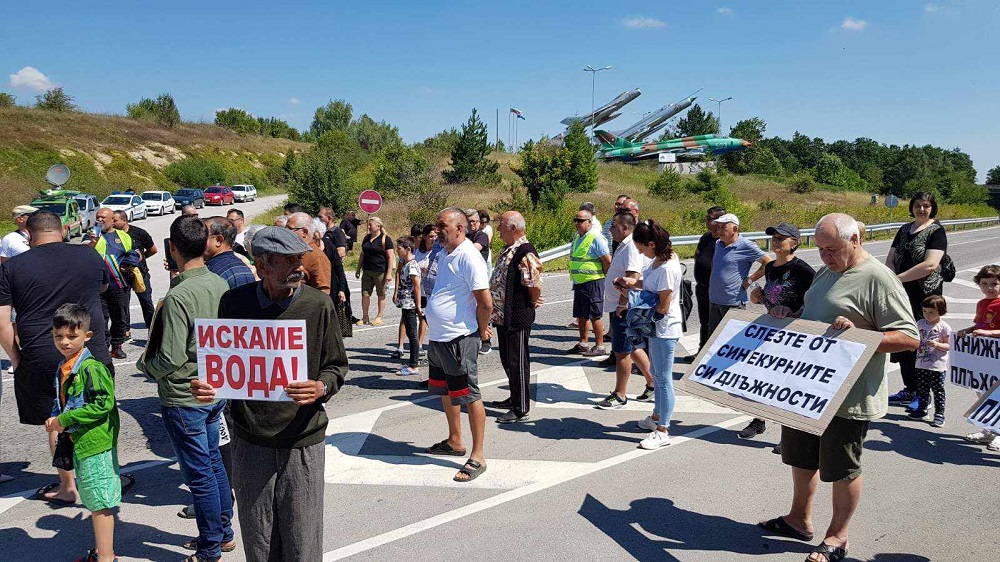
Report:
196,319,308,401
965,381,1000,433
948,333,1000,391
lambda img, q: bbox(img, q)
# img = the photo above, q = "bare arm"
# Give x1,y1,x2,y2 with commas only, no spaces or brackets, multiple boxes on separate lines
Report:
656,289,673,316
0,305,19,369
750,255,774,283
145,243,159,259
876,330,920,354
885,248,897,272
473,288,493,340
896,249,944,283
600,253,612,274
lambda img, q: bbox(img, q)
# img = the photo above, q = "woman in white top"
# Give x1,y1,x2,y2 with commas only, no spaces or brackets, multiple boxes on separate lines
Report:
615,219,683,450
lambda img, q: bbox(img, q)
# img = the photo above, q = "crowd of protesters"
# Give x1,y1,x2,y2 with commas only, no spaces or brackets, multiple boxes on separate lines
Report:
0,190,996,562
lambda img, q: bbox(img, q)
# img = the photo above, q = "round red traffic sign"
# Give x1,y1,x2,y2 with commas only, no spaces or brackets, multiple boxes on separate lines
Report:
358,189,383,214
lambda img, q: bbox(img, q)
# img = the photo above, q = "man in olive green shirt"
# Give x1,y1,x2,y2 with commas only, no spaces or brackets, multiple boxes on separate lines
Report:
760,213,918,562
137,216,234,560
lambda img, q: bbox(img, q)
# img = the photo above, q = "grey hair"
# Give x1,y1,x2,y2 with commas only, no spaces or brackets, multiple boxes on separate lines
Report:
815,213,860,242
579,201,596,214
288,212,315,236
242,224,263,254
464,208,480,221
440,207,469,228
503,212,526,232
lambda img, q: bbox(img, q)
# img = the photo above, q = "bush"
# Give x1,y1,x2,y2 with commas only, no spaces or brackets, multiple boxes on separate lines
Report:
373,145,430,197
791,172,816,194
35,87,76,112
407,181,453,226
0,92,15,108
747,146,784,176
215,108,260,136
163,157,226,187
288,151,346,213
649,168,686,199
758,198,779,211
126,94,180,128
512,140,571,212
948,182,989,205
686,168,724,193
564,121,598,193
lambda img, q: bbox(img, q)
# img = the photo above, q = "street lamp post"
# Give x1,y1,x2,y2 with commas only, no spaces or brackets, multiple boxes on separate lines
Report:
583,65,612,136
708,96,732,135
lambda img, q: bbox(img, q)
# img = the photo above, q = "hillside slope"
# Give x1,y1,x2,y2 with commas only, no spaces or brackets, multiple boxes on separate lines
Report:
0,107,308,216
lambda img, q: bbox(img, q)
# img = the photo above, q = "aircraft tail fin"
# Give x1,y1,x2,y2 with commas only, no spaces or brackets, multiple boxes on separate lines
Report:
594,130,626,149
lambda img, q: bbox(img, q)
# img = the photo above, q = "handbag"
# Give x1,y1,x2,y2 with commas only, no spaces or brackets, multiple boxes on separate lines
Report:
52,433,74,471
336,302,353,338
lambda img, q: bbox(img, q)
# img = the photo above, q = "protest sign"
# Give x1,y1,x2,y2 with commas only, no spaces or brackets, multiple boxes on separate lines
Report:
965,380,1000,434
196,319,308,401
948,333,1000,391
677,309,883,435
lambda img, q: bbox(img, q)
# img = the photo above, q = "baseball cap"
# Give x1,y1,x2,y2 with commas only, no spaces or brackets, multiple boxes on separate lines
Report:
765,222,801,239
250,226,313,256
713,213,740,226
12,205,38,218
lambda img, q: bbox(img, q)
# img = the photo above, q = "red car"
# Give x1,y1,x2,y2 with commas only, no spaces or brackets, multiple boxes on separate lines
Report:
204,186,235,205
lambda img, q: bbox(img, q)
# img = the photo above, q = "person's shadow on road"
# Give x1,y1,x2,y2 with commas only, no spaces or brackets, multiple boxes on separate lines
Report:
578,493,810,560
867,415,1000,468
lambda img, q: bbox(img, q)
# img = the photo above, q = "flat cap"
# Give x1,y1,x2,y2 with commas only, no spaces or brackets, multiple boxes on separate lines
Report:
250,226,313,256
12,205,38,217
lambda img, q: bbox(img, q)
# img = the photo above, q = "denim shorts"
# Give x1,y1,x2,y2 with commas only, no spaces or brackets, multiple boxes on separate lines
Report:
610,312,635,354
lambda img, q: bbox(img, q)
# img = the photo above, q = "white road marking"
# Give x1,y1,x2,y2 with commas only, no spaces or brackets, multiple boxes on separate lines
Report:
952,278,980,289
322,414,752,561
946,297,982,304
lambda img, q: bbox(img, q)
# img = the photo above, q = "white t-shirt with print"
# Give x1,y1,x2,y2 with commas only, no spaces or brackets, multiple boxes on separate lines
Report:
642,256,684,339
425,238,490,342
0,231,30,259
604,235,650,314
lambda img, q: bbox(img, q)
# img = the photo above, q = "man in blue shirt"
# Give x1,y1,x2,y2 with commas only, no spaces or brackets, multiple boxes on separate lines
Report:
204,216,256,290
707,213,773,335
88,207,133,358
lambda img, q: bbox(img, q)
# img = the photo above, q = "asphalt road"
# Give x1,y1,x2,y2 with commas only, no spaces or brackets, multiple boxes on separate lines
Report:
1,216,998,561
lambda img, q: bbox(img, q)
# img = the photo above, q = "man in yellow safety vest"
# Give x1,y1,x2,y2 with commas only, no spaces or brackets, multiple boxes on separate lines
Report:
568,208,611,356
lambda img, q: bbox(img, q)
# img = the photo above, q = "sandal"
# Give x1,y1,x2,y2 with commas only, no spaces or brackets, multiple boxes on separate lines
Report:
425,440,467,456
453,459,487,482
34,482,76,506
806,542,847,562
120,473,136,495
183,538,237,552
758,516,813,541
371,317,384,326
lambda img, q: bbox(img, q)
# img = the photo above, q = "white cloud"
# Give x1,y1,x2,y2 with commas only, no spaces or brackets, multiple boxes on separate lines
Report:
841,16,868,31
924,3,941,13
289,97,300,105
620,16,667,29
716,7,733,16
9,66,55,92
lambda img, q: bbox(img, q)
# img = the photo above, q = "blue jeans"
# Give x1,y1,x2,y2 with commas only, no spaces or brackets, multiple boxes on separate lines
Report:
648,337,678,428
162,401,234,559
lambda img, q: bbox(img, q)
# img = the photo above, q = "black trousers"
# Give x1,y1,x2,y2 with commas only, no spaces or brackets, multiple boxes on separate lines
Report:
401,308,419,368
696,282,711,349
101,284,130,347
135,269,155,329
498,327,531,416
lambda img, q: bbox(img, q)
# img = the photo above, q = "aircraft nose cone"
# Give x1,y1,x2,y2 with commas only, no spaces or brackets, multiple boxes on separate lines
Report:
741,140,752,147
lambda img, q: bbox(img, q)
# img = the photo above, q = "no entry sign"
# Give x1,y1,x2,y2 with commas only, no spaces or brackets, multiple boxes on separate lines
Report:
358,189,383,214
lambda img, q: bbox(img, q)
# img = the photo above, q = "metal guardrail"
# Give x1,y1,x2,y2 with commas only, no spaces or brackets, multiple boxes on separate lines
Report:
538,216,999,263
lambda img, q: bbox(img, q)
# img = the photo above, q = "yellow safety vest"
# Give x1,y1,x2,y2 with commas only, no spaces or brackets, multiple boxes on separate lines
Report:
569,230,605,284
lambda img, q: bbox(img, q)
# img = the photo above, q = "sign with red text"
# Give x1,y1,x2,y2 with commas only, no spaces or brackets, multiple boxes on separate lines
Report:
677,310,882,435
196,319,308,401
948,333,1000,391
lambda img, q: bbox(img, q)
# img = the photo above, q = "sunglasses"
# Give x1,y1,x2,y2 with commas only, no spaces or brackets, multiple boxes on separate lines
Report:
573,218,588,223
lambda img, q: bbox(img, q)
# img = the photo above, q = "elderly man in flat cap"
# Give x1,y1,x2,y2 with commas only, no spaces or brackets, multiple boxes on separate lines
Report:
191,226,348,562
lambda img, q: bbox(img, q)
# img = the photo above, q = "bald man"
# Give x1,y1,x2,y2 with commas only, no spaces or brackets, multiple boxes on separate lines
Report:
286,212,331,294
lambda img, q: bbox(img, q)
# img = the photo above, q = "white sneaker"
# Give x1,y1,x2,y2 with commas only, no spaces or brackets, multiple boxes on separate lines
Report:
988,436,1000,452
639,429,671,450
965,431,995,443
637,416,657,431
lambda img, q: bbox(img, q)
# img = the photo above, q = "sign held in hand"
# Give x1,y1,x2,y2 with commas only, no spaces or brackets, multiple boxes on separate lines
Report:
965,380,1000,433
948,333,1000,391
196,319,308,401
677,310,883,435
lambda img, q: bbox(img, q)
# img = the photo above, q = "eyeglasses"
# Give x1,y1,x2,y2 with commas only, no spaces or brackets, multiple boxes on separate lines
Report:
288,226,308,233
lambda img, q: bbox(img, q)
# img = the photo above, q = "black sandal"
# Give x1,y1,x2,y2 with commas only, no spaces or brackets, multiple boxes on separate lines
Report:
758,516,814,541
425,440,467,456
120,473,136,495
453,459,487,482
806,542,847,562
34,482,75,506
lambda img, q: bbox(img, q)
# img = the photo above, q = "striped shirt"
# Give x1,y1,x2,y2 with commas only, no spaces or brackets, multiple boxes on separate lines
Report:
206,250,255,290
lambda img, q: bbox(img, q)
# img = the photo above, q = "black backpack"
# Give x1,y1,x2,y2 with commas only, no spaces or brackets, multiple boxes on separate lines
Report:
680,263,694,332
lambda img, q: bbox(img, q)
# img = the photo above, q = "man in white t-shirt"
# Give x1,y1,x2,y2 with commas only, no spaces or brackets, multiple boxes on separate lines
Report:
0,206,36,264
597,211,655,410
423,208,493,483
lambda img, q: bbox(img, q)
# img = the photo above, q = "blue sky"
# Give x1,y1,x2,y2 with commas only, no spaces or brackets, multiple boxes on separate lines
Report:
3,0,998,179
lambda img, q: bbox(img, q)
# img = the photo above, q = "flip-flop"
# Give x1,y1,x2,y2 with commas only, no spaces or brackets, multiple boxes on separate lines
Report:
120,473,136,495
183,538,238,552
425,440,467,456
806,542,847,562
34,482,76,506
453,459,487,482
758,516,814,541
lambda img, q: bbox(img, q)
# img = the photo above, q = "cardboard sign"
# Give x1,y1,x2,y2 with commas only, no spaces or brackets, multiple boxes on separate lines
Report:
677,310,883,435
141,299,165,365
948,333,1000,391
196,319,308,401
965,380,1000,433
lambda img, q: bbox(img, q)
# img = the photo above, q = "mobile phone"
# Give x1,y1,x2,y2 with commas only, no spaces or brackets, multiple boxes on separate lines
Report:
163,238,178,271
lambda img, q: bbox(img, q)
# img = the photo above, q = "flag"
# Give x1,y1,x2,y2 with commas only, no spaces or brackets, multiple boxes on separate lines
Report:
517,114,525,120
509,107,524,120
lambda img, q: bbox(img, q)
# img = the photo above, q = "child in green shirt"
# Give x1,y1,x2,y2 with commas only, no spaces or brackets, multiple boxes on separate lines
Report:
45,303,120,562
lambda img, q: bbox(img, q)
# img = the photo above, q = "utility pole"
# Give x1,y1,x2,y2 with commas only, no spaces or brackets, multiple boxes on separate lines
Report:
583,65,612,137
708,96,732,135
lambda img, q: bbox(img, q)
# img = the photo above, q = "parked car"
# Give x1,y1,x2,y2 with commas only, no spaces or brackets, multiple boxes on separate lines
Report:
31,189,83,241
231,184,257,202
141,190,176,215
204,186,235,206
100,194,147,221
173,188,205,209
74,193,100,231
